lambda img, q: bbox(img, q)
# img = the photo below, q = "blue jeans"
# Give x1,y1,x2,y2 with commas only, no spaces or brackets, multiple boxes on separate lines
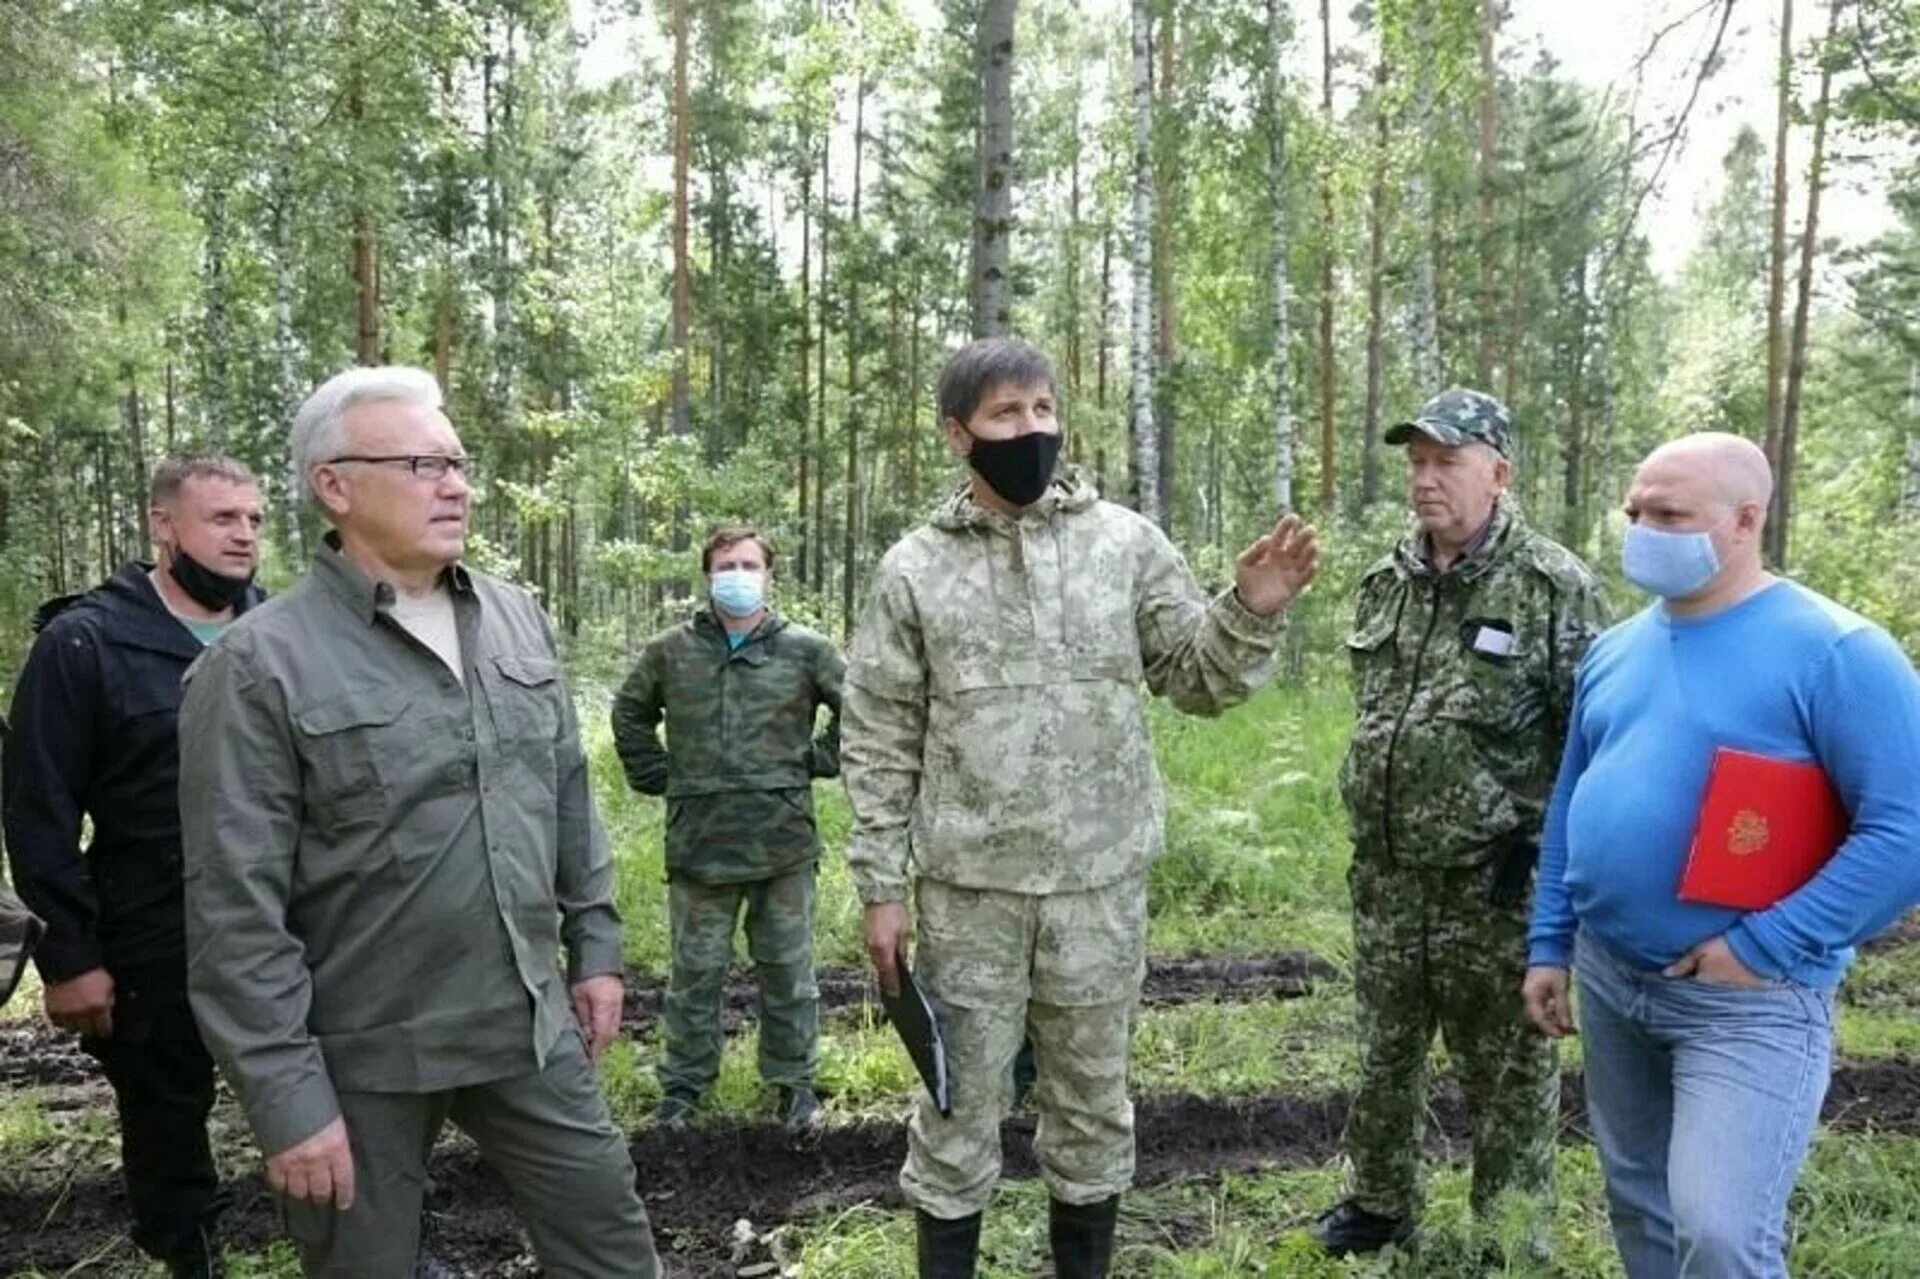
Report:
1574,933,1834,1279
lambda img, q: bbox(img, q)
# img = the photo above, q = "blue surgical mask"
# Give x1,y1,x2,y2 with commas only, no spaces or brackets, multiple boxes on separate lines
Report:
709,569,765,618
1621,523,1721,599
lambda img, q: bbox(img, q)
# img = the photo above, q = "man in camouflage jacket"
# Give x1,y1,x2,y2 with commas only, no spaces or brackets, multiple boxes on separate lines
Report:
611,526,844,1130
1313,389,1609,1259
843,338,1319,1279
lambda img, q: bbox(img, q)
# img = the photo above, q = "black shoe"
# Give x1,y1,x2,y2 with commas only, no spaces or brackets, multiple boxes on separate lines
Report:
413,1254,461,1279
1308,1200,1414,1257
779,1084,823,1130
1049,1195,1119,1278
916,1208,982,1279
653,1088,698,1130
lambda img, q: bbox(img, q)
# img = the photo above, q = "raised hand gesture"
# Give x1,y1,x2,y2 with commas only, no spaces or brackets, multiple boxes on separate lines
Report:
1234,513,1320,616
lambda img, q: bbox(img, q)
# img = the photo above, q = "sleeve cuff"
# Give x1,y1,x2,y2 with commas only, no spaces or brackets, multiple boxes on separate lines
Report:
566,928,625,983
1724,921,1788,982
1527,936,1573,969
1219,588,1290,636
33,935,105,983
247,1075,343,1158
848,832,911,905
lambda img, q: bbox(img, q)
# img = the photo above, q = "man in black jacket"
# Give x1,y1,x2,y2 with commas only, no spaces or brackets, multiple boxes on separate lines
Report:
4,456,265,1277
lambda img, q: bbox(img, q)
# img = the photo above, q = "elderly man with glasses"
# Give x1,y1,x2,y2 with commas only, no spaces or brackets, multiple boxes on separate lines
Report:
178,366,659,1278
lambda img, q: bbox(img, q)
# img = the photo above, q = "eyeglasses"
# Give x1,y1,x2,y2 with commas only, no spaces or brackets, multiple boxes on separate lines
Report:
326,453,475,480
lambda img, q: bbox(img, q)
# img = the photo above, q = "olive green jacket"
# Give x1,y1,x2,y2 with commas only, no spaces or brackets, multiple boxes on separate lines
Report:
179,539,621,1156
612,609,844,884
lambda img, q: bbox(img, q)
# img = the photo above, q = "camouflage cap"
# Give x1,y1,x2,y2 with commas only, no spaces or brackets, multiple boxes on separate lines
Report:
1384,388,1514,458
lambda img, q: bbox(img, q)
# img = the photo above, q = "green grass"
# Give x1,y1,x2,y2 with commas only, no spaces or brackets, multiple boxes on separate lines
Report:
590,674,1360,977
15,677,1920,1276
771,1133,1920,1277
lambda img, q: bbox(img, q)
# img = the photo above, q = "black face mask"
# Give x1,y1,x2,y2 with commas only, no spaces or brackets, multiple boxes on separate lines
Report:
965,428,1062,509
167,548,254,612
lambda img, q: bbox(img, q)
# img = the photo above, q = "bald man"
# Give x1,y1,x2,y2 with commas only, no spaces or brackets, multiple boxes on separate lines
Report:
1525,433,1920,1279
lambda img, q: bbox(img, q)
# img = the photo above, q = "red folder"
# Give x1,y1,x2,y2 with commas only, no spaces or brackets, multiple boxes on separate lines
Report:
1677,748,1849,911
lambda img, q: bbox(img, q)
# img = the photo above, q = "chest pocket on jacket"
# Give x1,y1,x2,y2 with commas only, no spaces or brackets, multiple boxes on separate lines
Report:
294,688,415,821
1445,622,1545,737
1346,607,1400,714
487,655,564,749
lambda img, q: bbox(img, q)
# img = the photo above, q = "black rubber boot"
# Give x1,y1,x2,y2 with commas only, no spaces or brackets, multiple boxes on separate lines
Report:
1049,1195,1119,1278
1308,1199,1415,1257
915,1208,982,1279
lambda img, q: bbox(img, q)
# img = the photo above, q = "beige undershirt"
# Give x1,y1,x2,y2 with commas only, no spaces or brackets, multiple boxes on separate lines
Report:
389,585,463,683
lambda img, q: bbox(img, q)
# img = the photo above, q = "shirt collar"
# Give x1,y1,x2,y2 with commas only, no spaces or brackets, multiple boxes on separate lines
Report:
315,531,473,624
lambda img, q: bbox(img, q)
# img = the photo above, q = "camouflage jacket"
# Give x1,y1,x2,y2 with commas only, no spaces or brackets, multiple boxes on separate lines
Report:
842,471,1286,904
611,609,844,884
1339,502,1608,869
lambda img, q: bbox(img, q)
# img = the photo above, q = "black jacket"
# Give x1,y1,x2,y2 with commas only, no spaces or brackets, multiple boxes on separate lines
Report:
2,563,264,981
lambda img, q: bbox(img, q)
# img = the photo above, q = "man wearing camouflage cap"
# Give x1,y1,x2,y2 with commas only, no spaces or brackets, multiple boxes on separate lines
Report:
1312,389,1609,1258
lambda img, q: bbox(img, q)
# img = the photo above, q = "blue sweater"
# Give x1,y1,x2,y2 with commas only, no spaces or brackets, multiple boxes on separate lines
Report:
1529,581,1920,989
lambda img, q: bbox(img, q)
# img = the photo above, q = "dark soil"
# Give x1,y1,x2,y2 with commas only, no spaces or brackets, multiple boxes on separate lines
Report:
8,1057,1920,1278
618,950,1335,1038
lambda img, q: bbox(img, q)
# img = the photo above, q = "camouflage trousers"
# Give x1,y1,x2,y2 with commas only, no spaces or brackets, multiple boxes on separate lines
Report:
902,873,1147,1220
1341,850,1558,1224
659,866,818,1098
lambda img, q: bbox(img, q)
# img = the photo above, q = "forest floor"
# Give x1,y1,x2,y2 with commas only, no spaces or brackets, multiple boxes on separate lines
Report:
6,681,1920,1277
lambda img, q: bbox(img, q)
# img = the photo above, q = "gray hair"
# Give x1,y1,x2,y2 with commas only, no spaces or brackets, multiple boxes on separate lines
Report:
290,366,444,501
149,455,257,508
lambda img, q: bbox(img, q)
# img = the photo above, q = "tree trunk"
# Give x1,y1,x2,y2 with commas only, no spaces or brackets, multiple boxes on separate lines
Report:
164,354,177,453
906,264,923,513
1154,1,1178,524
201,181,231,449
1268,0,1294,514
1129,0,1161,525
1097,225,1112,412
670,0,691,437
1359,46,1389,512
1763,0,1794,465
1316,0,1336,511
347,3,379,365
972,0,1015,337
814,131,831,594
1409,0,1441,390
842,78,867,635
1065,56,1083,459
1559,260,1592,548
1906,361,1920,517
797,157,812,586
1770,0,1841,568
1476,0,1500,386
482,13,518,418
118,299,147,547
434,62,457,393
